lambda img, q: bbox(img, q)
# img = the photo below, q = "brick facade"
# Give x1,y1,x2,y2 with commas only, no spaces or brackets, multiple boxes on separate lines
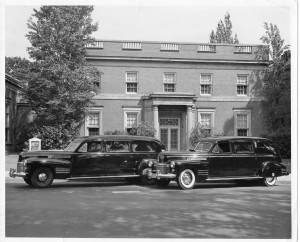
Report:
83,40,269,150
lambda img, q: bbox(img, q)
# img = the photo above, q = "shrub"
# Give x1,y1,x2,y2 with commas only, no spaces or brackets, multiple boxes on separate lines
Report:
261,127,291,158
129,122,156,137
189,123,212,145
104,130,126,135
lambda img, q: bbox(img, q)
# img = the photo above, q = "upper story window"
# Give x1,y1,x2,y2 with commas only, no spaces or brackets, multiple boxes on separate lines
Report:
163,73,176,92
200,74,212,95
237,75,248,96
126,72,138,94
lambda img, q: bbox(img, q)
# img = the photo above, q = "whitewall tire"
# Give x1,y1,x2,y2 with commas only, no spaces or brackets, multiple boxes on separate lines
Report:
177,169,196,190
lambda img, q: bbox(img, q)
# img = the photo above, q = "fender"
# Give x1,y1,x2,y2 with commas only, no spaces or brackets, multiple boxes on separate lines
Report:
25,158,71,179
173,159,206,176
138,158,157,174
261,161,284,177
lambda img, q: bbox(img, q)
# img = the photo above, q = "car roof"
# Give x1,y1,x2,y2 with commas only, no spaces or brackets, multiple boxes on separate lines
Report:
74,135,160,142
200,136,270,142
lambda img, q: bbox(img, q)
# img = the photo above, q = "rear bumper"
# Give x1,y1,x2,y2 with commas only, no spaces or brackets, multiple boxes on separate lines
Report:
9,168,26,178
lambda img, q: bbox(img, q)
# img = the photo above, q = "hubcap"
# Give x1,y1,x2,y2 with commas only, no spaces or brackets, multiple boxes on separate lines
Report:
182,172,192,185
38,173,47,182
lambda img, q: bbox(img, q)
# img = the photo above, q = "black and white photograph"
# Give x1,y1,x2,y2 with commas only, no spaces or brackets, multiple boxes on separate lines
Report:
1,0,297,241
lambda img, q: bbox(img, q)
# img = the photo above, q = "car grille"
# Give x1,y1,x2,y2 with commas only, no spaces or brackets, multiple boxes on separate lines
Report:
17,162,25,173
155,163,170,174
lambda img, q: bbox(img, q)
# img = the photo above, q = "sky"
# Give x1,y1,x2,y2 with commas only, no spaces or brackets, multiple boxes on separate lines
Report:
3,0,295,60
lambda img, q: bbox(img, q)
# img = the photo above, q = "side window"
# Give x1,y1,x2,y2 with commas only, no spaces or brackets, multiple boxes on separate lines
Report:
106,141,130,152
212,141,231,153
233,142,253,153
132,140,155,152
78,143,88,153
77,141,103,153
255,141,277,155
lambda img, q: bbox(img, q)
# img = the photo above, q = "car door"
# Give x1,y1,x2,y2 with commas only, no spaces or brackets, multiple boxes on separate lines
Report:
71,140,106,177
231,140,259,176
209,141,234,177
103,140,132,175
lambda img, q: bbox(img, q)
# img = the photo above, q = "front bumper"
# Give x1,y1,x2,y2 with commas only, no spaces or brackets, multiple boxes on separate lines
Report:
147,171,176,180
9,168,26,178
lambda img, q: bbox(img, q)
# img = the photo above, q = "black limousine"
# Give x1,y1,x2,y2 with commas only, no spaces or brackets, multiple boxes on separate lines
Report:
9,135,165,188
144,137,289,189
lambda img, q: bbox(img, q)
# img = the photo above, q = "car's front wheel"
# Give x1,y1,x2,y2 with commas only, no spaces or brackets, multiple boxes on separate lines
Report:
30,167,54,188
177,169,196,190
23,177,33,186
261,176,277,186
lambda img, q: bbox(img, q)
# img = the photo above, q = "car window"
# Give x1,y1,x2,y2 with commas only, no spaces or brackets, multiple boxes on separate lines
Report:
255,141,277,155
233,142,253,153
132,140,155,152
106,141,130,152
77,141,103,153
212,141,231,153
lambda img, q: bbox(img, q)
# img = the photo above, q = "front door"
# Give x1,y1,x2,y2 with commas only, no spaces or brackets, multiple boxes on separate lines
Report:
159,118,180,151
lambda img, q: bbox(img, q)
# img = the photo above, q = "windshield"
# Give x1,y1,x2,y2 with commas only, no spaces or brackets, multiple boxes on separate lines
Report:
189,141,213,152
64,139,84,152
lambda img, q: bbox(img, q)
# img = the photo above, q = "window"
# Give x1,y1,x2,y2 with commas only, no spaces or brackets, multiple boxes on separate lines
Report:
77,141,103,153
106,141,130,152
234,110,251,136
212,141,231,153
233,142,253,153
163,73,176,92
85,107,103,136
200,74,212,95
132,140,155,152
198,109,214,135
255,141,277,155
123,108,141,132
126,72,138,94
237,75,248,95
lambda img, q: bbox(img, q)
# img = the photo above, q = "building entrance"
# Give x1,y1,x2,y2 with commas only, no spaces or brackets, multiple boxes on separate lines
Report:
159,118,180,151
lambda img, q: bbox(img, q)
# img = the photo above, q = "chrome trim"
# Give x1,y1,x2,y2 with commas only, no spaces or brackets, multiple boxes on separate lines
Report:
9,168,26,178
148,172,176,179
67,175,140,180
206,176,262,181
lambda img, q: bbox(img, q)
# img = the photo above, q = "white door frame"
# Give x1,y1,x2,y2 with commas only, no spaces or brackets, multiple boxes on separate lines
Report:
159,118,180,151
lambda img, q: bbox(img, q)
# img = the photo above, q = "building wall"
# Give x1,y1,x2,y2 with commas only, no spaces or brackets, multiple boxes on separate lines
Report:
83,40,269,149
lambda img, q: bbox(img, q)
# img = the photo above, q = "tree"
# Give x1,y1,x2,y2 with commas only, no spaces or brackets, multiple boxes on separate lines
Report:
209,12,239,44
255,23,290,131
23,6,101,149
5,57,32,85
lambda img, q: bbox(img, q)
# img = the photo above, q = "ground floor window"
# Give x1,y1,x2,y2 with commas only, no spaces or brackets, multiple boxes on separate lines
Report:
123,107,141,133
85,107,103,136
234,109,251,136
197,109,215,135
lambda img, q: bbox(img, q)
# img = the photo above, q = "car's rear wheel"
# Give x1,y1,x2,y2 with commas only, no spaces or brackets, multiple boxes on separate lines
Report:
30,167,54,188
156,179,170,187
140,174,155,185
177,169,196,190
261,176,277,186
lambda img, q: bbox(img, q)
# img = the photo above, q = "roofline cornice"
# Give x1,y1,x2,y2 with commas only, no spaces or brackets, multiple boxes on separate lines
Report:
85,56,269,65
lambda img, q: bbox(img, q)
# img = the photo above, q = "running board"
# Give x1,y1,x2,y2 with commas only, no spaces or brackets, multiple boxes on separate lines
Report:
67,175,140,180
206,176,262,181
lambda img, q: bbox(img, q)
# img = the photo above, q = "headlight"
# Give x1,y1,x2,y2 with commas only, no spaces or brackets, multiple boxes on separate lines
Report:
170,161,175,168
148,160,153,167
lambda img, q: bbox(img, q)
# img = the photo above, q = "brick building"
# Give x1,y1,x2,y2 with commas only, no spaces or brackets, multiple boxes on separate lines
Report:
82,40,269,151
